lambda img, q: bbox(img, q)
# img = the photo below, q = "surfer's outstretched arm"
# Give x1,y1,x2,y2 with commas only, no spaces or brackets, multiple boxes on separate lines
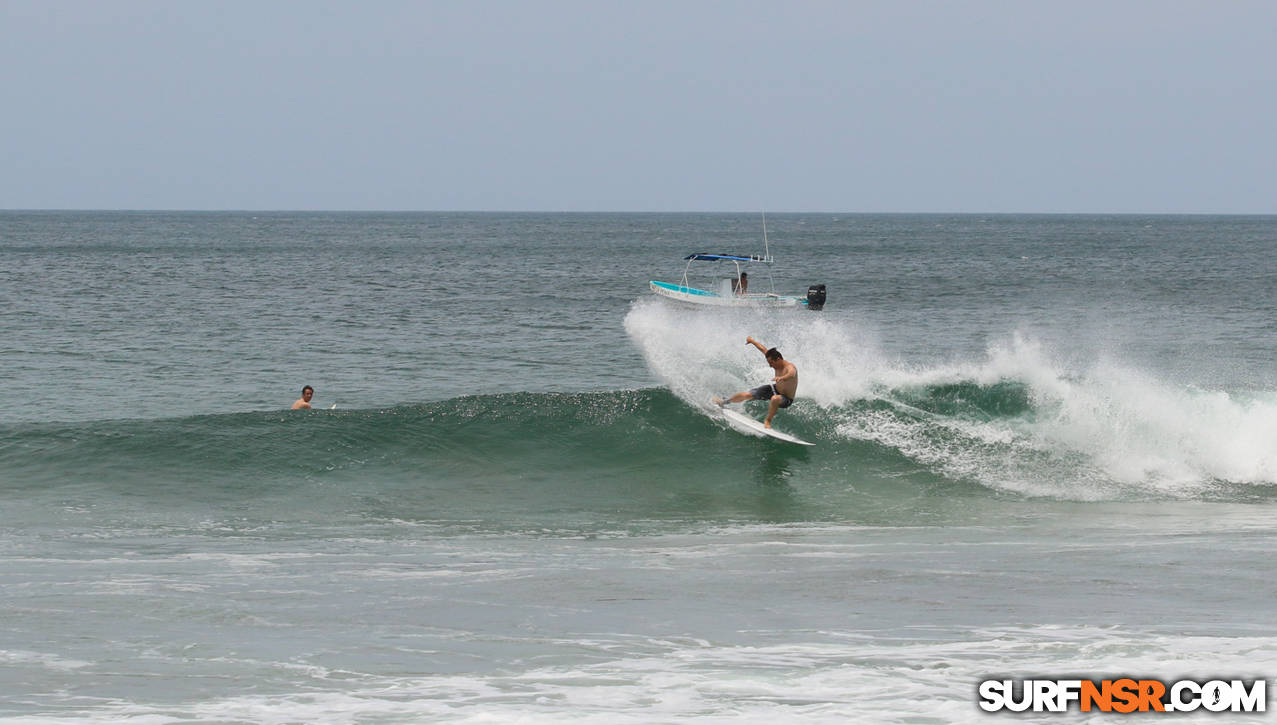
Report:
746,336,768,354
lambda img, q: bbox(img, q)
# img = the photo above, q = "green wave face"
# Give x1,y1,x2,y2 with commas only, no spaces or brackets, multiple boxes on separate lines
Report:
4,380,1274,539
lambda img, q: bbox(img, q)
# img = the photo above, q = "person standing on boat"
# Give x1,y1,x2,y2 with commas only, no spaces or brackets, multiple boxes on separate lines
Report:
713,336,797,429
731,271,748,295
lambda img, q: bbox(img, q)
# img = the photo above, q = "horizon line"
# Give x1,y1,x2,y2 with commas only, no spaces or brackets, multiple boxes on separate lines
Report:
3,208,1275,217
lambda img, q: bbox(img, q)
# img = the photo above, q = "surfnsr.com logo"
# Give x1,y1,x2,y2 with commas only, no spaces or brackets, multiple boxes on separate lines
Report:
978,678,1267,713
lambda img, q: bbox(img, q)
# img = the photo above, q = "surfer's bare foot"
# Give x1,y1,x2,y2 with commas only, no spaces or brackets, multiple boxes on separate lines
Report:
712,397,725,407
764,419,773,429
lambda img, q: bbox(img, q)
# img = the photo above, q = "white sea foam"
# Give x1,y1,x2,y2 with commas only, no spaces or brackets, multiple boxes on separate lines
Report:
0,650,92,672
5,627,1272,724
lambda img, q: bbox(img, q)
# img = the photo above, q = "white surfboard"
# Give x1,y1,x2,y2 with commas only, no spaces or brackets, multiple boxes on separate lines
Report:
718,407,815,446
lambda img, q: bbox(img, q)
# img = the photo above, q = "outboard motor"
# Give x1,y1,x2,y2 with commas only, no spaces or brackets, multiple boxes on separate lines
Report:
806,284,826,311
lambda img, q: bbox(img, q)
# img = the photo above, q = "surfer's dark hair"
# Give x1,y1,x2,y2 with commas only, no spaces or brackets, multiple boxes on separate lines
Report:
302,385,314,394
766,348,782,361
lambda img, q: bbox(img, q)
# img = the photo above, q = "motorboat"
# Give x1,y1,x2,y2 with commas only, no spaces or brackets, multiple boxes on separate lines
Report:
649,253,824,309
649,214,825,310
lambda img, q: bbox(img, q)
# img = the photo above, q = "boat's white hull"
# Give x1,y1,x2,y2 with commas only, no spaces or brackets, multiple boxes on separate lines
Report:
649,281,804,308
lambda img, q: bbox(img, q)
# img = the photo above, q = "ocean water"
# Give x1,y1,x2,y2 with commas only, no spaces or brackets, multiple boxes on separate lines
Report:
1,211,1275,723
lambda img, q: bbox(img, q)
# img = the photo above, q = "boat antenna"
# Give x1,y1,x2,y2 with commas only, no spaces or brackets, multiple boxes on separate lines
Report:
762,211,770,262
761,211,778,295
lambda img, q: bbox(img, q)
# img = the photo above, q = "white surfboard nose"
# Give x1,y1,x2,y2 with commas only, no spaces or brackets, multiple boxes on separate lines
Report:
717,406,814,446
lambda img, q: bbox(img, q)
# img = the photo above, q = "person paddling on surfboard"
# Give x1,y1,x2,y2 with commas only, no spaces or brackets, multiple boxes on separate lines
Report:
713,336,797,429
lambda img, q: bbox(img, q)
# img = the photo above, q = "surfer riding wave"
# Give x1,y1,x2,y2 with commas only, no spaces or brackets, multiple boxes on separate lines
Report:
714,336,797,429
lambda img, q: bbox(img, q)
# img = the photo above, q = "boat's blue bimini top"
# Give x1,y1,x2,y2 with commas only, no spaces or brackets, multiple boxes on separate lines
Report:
684,253,772,263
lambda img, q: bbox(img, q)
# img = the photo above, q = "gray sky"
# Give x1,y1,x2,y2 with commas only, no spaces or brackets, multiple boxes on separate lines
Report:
2,1,1274,212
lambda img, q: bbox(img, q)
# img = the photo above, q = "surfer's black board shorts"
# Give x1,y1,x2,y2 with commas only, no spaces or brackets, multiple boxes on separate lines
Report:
749,384,793,408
